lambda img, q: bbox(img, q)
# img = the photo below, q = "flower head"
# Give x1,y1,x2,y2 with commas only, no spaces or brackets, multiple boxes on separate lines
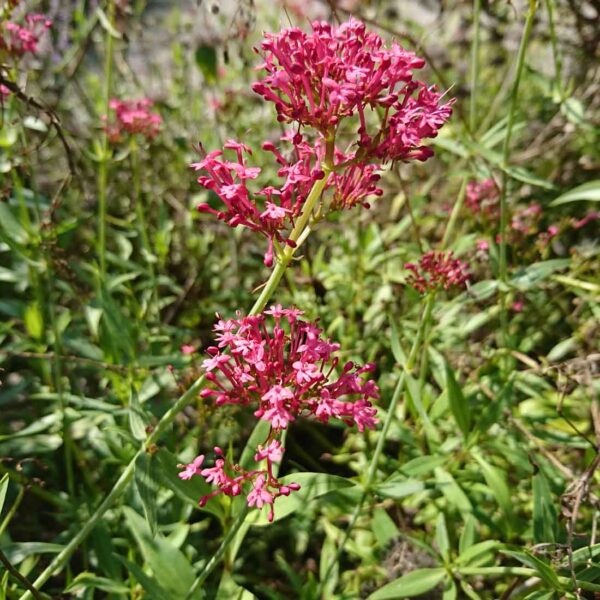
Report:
200,306,378,432
466,178,499,218
405,251,470,293
104,98,161,143
1,14,52,56
252,18,452,162
193,132,383,266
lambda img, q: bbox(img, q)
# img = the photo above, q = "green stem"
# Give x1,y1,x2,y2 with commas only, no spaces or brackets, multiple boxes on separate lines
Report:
131,139,158,317
46,275,74,499
319,172,467,596
544,0,563,99
319,295,436,596
498,0,538,360
21,163,331,600
97,0,115,278
469,0,482,132
441,177,467,249
250,169,330,314
184,505,250,600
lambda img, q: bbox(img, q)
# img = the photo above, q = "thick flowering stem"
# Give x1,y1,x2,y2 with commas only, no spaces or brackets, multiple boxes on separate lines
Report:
498,0,538,365
250,164,331,314
184,505,250,600
97,0,115,279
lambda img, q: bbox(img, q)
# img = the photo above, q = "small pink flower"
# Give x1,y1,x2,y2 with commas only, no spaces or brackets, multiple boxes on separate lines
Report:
181,344,196,355
254,440,284,463
177,455,205,480
200,459,229,486
476,240,489,252
511,301,524,312
246,474,274,509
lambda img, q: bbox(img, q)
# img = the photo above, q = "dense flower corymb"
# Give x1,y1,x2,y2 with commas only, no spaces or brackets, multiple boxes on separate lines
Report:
0,13,52,56
405,251,470,293
178,306,379,521
252,18,453,162
193,134,382,266
103,98,162,143
466,178,499,218
193,18,452,267
201,305,379,431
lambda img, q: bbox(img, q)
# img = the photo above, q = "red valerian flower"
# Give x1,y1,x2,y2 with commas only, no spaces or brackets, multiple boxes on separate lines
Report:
193,132,383,266
103,98,161,143
405,250,470,293
1,13,52,56
466,178,499,218
252,18,452,162
179,306,378,521
200,305,379,432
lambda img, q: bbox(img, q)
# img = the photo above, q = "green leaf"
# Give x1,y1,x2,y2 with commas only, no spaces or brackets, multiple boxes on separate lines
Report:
550,180,600,205
374,479,425,500
239,419,271,470
472,451,512,519
501,549,562,590
117,557,170,600
318,534,339,599
123,507,195,597
532,468,557,544
368,568,446,599
134,452,158,537
501,165,555,189
435,468,472,518
251,473,355,526
372,507,399,547
195,46,217,83
1,542,63,565
459,515,476,555
216,573,257,599
435,513,450,562
129,386,148,441
0,474,8,516
445,363,471,438
510,259,570,291
456,541,502,567
64,572,129,594
442,578,458,600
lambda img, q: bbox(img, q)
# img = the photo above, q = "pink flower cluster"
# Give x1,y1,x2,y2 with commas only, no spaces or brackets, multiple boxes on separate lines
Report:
103,98,161,143
1,13,52,56
201,305,378,431
511,202,542,235
466,178,499,218
405,251,470,293
179,306,378,520
193,134,382,266
178,444,300,523
193,19,452,266
252,18,452,162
